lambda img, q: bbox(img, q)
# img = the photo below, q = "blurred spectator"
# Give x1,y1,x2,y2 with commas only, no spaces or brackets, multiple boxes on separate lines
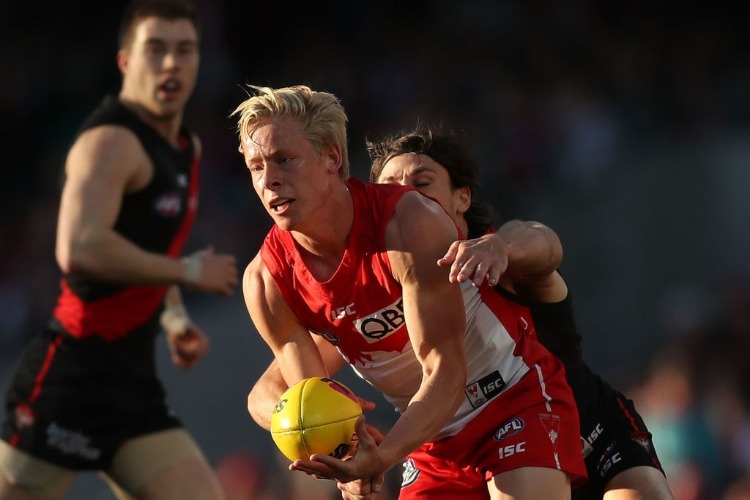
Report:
724,477,750,500
630,349,724,499
214,451,270,500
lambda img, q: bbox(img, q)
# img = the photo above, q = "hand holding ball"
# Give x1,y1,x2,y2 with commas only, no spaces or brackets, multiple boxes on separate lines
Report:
270,377,362,462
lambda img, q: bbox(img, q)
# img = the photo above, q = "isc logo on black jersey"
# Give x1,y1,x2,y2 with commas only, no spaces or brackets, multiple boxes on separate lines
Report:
353,299,405,343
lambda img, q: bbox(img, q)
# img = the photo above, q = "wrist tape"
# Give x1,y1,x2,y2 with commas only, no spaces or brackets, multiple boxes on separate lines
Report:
160,304,191,334
181,254,203,285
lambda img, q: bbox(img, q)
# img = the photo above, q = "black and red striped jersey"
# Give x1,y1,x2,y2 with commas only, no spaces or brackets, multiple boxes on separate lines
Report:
52,96,199,340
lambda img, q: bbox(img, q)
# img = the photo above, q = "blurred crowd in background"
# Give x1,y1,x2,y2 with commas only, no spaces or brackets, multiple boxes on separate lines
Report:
2,1,750,498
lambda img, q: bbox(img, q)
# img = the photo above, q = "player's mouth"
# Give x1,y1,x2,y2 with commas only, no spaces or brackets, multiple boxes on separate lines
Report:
158,78,182,100
270,198,294,214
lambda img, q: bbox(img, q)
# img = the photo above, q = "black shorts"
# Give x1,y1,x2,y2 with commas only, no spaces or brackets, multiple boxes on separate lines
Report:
571,368,665,499
1,322,181,471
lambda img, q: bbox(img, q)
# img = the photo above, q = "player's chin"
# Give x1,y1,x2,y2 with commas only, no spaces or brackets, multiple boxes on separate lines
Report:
270,216,294,231
151,99,184,119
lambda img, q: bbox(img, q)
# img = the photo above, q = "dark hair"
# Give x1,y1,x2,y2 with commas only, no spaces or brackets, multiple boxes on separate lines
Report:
118,0,200,49
367,125,495,238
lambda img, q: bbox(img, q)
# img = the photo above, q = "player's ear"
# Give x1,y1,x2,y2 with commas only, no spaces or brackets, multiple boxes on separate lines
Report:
324,144,342,174
455,186,471,216
116,49,129,74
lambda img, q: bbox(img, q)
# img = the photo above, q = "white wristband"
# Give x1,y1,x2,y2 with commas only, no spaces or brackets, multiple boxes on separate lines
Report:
181,255,203,285
160,304,191,335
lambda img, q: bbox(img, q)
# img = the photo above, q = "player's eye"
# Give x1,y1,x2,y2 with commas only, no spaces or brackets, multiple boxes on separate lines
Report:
412,176,431,188
177,43,197,56
146,43,167,55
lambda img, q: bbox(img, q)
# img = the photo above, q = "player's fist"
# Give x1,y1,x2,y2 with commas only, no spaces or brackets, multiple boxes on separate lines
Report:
183,247,238,295
167,324,209,369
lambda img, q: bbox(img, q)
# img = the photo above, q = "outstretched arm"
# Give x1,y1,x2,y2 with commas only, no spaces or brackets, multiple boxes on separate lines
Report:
439,219,567,302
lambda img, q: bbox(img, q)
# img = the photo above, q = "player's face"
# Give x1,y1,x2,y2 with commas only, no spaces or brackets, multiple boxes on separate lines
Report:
119,17,199,120
377,153,469,227
243,117,340,231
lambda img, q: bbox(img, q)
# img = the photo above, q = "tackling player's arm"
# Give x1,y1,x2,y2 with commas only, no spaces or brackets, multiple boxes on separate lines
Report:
56,126,236,294
440,219,567,303
494,219,567,302
243,254,329,395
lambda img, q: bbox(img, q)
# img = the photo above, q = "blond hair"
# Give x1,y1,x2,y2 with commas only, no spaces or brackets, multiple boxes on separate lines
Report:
231,85,350,179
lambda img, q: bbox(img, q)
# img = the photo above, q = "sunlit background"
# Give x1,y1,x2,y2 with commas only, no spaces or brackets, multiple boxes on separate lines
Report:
1,1,749,498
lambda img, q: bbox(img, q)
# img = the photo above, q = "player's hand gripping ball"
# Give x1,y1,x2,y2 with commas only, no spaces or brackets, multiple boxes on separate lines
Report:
271,377,362,462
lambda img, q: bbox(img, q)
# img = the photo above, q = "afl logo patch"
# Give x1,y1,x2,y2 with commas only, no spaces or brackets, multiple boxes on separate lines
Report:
495,417,524,440
155,192,182,217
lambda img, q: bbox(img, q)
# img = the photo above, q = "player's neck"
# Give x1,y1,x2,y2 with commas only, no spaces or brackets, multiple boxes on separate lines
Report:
292,185,353,281
118,97,183,147
458,219,469,239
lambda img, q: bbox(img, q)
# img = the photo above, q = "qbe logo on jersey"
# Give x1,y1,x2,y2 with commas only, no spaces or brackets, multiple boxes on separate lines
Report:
353,299,404,343
465,370,506,408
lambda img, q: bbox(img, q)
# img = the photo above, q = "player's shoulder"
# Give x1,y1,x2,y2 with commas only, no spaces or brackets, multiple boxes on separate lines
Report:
387,191,457,251
64,125,149,182
71,124,145,162
393,190,450,228
243,251,274,289
243,251,287,307
395,188,436,209
244,252,265,279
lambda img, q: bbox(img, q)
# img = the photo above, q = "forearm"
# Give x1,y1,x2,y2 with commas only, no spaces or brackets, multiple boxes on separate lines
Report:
163,285,185,308
247,363,289,430
378,366,465,469
161,286,192,334
496,220,562,276
57,228,191,285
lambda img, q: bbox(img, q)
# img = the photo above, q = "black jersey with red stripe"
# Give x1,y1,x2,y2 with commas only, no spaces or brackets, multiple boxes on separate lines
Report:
51,95,199,340
494,286,585,373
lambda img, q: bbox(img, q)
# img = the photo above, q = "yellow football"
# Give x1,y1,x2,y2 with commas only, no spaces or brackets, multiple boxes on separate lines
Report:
270,377,362,462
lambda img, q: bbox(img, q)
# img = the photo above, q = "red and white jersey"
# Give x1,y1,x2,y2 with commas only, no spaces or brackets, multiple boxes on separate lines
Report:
261,178,551,438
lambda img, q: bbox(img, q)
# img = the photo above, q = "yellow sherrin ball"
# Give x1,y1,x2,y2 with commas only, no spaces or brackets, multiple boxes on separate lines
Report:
270,377,362,462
